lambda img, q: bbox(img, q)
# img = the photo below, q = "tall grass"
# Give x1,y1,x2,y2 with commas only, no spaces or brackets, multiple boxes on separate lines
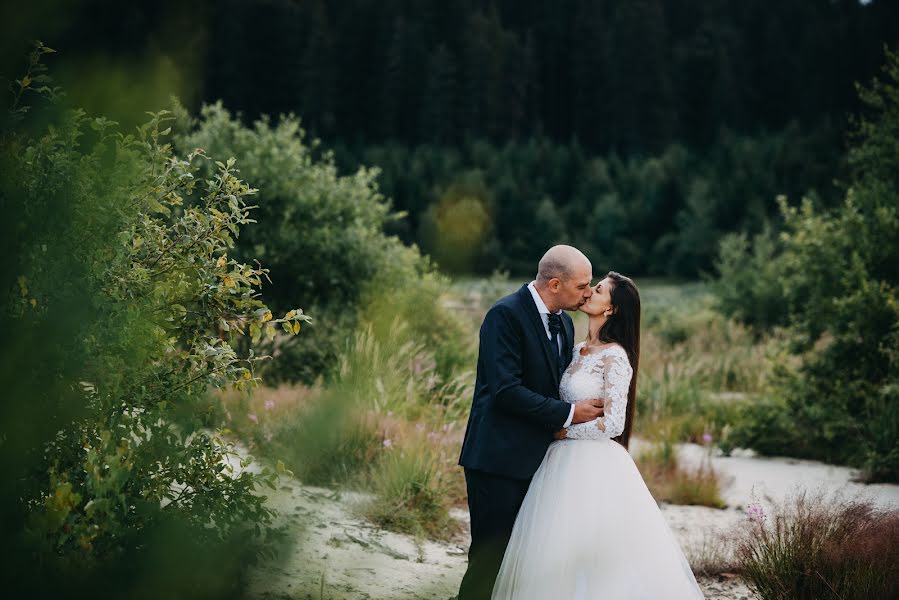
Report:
214,315,472,540
634,435,727,509
635,282,780,452
737,492,899,600
360,427,464,539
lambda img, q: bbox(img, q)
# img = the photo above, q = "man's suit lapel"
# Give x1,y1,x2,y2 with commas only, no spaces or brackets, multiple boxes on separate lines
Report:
517,285,561,386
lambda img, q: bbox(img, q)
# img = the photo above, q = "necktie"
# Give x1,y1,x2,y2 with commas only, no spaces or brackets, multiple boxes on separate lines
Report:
547,313,565,373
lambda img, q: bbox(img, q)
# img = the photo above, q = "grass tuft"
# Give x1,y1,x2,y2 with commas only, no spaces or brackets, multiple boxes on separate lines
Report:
737,491,899,600
635,437,727,509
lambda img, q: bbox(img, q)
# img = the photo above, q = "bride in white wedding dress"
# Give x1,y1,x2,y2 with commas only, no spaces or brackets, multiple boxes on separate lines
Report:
492,272,704,600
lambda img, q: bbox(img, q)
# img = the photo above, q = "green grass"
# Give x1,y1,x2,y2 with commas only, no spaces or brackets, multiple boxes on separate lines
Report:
360,435,462,540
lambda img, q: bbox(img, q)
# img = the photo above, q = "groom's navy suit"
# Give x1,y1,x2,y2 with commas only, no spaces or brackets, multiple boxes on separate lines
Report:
458,284,575,600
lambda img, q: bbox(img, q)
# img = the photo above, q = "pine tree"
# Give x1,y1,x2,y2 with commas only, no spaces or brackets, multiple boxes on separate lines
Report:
420,43,459,144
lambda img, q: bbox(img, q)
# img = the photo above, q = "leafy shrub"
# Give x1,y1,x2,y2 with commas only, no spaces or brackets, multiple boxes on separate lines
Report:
173,103,474,385
713,226,788,329
727,395,802,458
2,45,306,595
712,50,899,481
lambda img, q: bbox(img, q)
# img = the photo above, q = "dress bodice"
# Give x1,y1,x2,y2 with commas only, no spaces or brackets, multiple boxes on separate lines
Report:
559,342,633,440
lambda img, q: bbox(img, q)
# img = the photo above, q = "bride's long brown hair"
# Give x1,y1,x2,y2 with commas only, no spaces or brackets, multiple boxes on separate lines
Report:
594,271,640,449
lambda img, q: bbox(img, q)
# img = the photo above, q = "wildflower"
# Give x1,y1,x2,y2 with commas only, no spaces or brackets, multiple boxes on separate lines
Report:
264,399,275,411
248,413,258,424
702,432,713,445
383,438,393,449
746,502,766,523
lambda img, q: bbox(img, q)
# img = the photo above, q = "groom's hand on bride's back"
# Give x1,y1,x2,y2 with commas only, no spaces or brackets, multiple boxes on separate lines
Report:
571,399,604,424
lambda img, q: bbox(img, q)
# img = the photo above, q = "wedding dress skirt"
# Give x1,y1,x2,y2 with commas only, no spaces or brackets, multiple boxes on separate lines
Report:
491,437,704,599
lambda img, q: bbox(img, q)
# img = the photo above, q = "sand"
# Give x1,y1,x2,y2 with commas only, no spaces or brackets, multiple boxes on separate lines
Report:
244,440,899,599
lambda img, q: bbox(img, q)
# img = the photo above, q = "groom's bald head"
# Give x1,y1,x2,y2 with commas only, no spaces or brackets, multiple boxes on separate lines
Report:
535,245,593,312
537,245,591,284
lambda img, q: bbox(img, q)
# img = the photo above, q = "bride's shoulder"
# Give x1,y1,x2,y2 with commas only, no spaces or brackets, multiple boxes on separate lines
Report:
580,341,626,356
604,343,627,356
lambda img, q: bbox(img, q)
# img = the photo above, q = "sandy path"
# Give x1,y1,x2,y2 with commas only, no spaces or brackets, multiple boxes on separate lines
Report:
245,441,899,600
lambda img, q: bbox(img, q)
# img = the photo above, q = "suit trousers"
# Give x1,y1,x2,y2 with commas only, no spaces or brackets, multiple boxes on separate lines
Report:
457,468,532,600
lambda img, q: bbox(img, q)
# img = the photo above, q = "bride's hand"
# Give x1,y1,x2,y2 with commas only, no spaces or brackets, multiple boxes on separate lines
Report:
553,428,568,440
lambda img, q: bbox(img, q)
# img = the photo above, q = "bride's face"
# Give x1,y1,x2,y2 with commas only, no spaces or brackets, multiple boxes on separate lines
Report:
579,277,614,316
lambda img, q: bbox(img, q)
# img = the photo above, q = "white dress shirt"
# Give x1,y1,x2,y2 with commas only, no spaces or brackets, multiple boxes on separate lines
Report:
527,281,575,428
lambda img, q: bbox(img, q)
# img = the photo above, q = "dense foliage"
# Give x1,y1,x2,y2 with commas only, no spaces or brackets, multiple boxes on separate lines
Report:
172,103,474,384
7,1,896,278
1,45,308,597
715,49,899,482
333,125,842,276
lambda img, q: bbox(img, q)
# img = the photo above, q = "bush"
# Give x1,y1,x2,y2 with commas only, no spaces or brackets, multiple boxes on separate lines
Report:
2,45,306,595
712,49,899,481
173,103,474,385
737,492,899,600
713,226,788,329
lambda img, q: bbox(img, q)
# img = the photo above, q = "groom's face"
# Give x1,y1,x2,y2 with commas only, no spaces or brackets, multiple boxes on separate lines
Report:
553,266,594,311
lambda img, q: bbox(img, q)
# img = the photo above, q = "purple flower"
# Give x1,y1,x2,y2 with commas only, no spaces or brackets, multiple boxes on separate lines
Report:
248,413,258,424
746,502,766,523
702,432,713,445
383,439,393,449
264,399,275,411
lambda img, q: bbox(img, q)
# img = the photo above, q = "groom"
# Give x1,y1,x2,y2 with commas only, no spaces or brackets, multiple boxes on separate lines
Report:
457,245,605,600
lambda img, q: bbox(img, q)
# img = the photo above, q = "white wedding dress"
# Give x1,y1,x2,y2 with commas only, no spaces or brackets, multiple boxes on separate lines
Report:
492,343,704,599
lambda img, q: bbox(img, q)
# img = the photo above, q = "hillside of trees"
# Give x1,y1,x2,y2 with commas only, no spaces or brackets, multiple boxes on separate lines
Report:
6,0,897,276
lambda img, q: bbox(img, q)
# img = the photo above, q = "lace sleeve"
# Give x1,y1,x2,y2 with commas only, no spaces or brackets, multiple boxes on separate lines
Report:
565,347,633,440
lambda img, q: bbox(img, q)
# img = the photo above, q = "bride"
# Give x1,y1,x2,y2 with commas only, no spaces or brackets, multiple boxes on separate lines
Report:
491,272,704,599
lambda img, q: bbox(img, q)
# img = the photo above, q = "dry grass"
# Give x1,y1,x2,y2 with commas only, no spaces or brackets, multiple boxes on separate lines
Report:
635,439,727,509
687,528,741,577
737,491,899,600
212,318,472,541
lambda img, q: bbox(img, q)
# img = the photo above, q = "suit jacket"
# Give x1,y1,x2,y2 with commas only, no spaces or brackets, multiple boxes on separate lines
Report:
458,284,575,479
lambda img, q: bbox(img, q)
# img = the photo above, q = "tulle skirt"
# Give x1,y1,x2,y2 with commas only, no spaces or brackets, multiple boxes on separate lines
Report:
492,438,704,600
